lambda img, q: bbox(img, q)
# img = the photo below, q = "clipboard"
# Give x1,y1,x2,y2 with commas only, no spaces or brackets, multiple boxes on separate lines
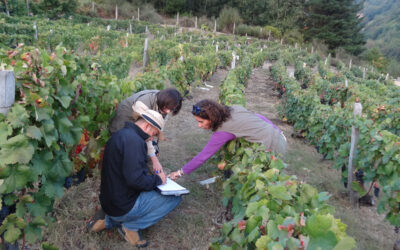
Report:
157,178,189,196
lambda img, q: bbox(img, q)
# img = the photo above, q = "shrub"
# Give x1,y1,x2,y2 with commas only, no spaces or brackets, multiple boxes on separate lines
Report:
363,48,388,72
163,0,185,15
283,29,303,45
264,25,282,39
0,0,27,16
35,0,78,19
387,59,400,78
236,24,257,37
140,4,163,24
179,16,195,27
217,7,242,33
198,16,213,30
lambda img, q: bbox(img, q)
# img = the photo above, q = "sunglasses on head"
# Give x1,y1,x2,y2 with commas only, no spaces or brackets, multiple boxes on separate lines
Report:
192,105,203,115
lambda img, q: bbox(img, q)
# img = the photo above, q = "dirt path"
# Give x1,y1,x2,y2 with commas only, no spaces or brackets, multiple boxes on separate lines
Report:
244,64,398,250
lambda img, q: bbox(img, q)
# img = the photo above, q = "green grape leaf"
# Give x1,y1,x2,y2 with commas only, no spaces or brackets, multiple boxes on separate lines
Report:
257,206,270,221
45,66,54,74
36,107,52,121
28,193,52,217
54,95,72,109
222,223,233,235
270,158,285,170
305,214,333,237
271,243,284,250
287,237,301,249
300,184,318,203
15,217,27,229
42,242,59,250
318,192,332,202
264,168,279,181
307,231,337,250
0,121,12,144
268,184,292,200
227,140,236,154
51,152,73,178
255,179,265,191
333,236,356,250
267,220,279,239
3,225,21,243
231,228,243,245
7,104,29,128
4,194,17,206
16,201,27,218
31,151,53,176
27,202,48,218
80,115,90,122
0,165,11,178
25,224,42,244
40,122,58,147
246,216,261,234
56,115,73,134
247,226,260,242
31,216,46,226
26,126,42,140
246,202,259,217
255,235,272,249
43,183,55,198
0,165,32,194
0,135,35,164
60,131,75,146
351,182,367,197
61,65,67,76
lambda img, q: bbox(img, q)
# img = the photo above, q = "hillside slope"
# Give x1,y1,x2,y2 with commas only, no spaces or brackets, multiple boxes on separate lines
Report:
362,0,400,61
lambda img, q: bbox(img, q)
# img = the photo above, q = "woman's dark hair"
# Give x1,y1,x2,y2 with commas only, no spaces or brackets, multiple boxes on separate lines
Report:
192,99,231,131
156,88,183,115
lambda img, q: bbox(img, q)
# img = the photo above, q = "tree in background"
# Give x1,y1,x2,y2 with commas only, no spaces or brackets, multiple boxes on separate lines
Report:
217,6,242,33
235,0,304,33
36,0,77,18
163,0,185,15
0,0,78,17
364,48,388,72
304,0,365,56
0,0,31,16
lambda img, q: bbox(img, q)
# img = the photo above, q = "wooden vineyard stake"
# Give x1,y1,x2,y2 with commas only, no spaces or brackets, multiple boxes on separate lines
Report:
143,38,148,68
0,71,15,115
348,101,362,206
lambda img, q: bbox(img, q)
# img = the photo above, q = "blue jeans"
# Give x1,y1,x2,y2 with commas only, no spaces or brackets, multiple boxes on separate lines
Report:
105,190,181,231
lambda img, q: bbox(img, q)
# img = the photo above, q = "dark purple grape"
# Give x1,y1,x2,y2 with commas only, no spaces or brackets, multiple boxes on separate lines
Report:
374,186,380,198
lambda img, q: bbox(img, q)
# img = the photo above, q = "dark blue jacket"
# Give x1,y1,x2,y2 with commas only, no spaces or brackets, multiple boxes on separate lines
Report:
99,122,162,216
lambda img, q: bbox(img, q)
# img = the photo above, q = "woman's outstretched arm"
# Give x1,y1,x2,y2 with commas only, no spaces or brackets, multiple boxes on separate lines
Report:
181,131,235,174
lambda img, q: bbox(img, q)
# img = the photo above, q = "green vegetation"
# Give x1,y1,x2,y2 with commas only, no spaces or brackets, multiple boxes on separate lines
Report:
270,53,400,227
0,1,399,248
362,0,400,76
304,0,365,56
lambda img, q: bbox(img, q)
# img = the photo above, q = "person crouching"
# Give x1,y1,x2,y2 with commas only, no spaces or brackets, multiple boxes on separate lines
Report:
89,101,181,248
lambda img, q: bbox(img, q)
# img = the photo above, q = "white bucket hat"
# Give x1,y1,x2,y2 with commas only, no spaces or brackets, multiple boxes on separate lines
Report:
133,101,165,131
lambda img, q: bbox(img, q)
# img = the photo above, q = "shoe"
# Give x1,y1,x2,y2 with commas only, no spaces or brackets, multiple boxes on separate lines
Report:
117,227,148,248
86,208,106,232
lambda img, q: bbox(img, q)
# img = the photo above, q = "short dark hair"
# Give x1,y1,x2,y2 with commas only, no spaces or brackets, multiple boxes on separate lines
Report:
192,99,231,131
156,88,183,115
